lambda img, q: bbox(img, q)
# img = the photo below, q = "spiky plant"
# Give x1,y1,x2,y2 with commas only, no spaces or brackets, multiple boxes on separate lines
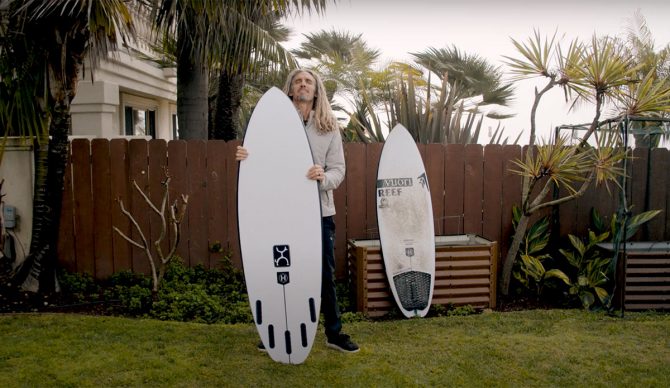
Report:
499,30,636,296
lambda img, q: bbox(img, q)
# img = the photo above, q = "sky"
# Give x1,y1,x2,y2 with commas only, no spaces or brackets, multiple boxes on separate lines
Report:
281,0,670,144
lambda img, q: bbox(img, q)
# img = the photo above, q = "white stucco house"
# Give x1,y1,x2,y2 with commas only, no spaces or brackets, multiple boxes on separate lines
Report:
70,19,177,140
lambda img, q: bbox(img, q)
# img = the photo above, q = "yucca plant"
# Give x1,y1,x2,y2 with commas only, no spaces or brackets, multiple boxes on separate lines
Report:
499,29,640,296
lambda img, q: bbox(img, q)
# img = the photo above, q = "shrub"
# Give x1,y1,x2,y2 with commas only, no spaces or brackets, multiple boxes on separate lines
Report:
52,254,252,324
150,259,251,324
57,270,99,302
151,283,225,323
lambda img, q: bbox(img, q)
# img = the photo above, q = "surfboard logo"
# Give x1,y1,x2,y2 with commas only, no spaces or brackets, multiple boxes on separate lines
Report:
273,245,291,267
377,177,412,198
417,172,429,190
376,177,413,188
405,247,415,257
277,272,290,285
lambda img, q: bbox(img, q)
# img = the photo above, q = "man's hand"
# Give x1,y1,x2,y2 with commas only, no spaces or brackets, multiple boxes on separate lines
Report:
235,146,248,161
307,165,325,182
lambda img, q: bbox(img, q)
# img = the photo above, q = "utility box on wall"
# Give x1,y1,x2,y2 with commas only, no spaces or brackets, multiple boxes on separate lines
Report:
347,235,498,318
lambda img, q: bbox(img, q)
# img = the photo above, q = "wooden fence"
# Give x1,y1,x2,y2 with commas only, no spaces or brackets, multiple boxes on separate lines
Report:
57,139,670,280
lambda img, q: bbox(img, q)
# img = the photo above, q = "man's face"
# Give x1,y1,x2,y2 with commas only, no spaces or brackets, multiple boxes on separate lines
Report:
289,71,317,103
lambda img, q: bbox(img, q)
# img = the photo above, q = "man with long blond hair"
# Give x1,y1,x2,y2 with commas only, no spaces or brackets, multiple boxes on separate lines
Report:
236,69,359,353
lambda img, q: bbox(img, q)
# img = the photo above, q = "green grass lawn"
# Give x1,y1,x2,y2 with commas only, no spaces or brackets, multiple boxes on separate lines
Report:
1,309,668,387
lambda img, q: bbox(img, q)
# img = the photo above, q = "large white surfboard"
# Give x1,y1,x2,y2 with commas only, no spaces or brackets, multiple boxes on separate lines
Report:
237,87,322,364
376,124,435,318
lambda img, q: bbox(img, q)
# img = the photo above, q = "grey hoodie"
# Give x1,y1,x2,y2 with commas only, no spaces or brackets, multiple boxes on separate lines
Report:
304,112,345,217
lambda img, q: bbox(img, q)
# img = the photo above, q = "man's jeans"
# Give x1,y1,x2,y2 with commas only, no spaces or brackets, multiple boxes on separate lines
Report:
321,216,342,340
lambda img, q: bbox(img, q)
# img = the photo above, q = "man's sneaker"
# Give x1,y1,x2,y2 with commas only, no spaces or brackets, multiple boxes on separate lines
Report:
326,333,360,353
257,341,267,353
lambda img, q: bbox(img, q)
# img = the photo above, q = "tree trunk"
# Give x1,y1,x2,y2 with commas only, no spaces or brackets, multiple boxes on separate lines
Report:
176,12,209,140
211,69,245,141
500,213,530,296
14,101,70,293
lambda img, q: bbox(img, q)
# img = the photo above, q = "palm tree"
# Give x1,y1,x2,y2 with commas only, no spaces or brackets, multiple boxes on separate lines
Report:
346,47,515,145
411,46,514,110
293,29,381,94
211,15,292,140
149,0,328,140
0,0,136,292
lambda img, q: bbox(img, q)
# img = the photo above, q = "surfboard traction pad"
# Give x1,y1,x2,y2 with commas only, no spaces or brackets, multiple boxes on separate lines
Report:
392,270,432,311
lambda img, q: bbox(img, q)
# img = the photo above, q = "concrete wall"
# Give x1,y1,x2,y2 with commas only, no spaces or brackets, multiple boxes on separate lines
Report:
0,138,34,267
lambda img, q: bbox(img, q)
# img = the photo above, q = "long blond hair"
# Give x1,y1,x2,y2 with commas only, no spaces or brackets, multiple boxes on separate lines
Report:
282,68,338,133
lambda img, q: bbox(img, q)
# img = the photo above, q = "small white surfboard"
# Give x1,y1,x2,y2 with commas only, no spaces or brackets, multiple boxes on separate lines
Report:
376,124,435,318
237,87,322,364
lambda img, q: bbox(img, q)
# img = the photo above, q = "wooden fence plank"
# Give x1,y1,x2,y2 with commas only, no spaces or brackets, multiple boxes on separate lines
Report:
129,139,150,274
91,139,113,279
593,170,618,225
500,145,521,268
334,170,347,278
206,140,228,268
57,147,75,273
71,139,95,275
345,143,366,240
630,148,650,240
425,144,446,236
148,140,168,267
463,144,483,235
648,148,668,240
576,171,599,235
186,140,208,267
167,140,189,263
226,140,241,268
110,139,131,272
482,144,503,247
365,142,383,239
444,144,464,234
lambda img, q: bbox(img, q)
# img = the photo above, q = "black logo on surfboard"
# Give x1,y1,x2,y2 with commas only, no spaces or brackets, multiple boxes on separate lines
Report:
273,245,291,267
277,272,290,285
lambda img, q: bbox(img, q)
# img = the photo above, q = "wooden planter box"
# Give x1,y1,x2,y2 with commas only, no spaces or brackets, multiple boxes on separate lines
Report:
599,241,670,311
347,235,498,317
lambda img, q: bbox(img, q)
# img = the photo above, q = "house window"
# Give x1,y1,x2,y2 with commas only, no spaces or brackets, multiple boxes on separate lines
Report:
124,106,156,138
